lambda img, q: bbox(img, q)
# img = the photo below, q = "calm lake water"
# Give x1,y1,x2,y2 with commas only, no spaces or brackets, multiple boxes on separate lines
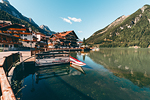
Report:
11,48,150,100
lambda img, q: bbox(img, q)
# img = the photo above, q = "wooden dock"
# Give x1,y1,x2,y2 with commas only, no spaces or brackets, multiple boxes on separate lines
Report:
31,48,91,56
0,51,34,100
0,48,89,99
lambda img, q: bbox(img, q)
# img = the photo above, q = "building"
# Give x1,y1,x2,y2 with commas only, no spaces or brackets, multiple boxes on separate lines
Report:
0,20,12,28
36,32,49,48
77,41,83,47
49,30,78,48
0,23,37,48
0,32,21,51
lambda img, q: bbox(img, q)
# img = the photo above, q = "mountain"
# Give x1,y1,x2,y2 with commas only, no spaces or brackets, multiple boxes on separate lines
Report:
0,0,38,27
86,4,150,48
0,0,54,35
40,25,51,32
39,25,56,35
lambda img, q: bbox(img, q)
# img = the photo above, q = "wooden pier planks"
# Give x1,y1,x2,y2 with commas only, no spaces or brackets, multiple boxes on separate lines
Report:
0,67,16,100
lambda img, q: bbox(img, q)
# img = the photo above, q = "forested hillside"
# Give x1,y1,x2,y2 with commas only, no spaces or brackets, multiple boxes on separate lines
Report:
86,5,150,48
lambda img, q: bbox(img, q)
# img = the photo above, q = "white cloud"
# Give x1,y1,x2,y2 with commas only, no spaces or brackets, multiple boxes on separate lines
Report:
78,31,83,33
68,17,82,22
61,17,72,24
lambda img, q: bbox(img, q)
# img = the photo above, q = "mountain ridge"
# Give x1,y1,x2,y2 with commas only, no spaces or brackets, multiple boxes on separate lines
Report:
0,0,54,35
86,4,150,48
40,25,56,35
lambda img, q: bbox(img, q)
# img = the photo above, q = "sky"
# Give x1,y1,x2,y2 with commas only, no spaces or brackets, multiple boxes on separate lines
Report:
6,0,150,40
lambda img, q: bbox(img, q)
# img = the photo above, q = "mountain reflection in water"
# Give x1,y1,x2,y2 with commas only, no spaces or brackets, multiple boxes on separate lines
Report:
11,50,150,100
88,48,150,87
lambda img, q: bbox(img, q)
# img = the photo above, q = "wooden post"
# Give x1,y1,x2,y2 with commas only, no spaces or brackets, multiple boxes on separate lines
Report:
12,53,15,63
3,56,8,76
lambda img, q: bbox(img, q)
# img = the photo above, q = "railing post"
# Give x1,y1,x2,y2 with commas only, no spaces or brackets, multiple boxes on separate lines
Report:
3,56,8,76
12,53,15,63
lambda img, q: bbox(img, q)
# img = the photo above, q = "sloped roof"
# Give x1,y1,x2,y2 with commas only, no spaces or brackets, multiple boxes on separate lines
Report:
0,33,20,39
50,30,79,39
58,30,79,39
13,35,20,37
59,30,73,37
0,23,30,32
51,34,65,39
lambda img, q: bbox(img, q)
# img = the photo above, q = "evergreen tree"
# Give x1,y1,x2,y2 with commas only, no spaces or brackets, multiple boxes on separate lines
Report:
83,38,86,45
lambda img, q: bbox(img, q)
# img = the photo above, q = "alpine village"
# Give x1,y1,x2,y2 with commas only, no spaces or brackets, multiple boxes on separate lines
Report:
0,0,86,99
1,0,150,100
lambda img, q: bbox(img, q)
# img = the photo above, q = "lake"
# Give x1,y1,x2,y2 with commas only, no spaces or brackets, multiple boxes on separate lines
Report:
11,48,150,100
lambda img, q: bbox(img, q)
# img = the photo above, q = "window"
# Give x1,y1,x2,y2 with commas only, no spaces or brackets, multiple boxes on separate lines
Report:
3,38,6,40
24,35,27,36
5,45,8,47
21,34,23,36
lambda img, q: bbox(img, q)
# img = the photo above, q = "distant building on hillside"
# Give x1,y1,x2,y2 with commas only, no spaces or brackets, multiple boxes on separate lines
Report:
0,20,12,27
49,30,78,48
77,41,83,47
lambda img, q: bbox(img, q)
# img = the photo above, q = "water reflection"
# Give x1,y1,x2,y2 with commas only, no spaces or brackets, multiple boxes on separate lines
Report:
10,50,150,100
70,64,86,75
35,65,70,84
88,48,150,87
11,62,86,99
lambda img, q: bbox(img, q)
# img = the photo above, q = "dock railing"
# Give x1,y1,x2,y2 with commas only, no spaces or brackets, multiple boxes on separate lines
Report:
2,53,20,75
0,53,19,100
31,47,82,56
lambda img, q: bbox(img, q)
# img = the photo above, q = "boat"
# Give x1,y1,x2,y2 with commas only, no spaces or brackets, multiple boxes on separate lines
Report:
35,50,70,66
35,50,86,67
70,56,86,66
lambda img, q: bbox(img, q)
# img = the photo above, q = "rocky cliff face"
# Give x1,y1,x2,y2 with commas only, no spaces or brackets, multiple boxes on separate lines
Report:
40,25,56,35
40,25,51,32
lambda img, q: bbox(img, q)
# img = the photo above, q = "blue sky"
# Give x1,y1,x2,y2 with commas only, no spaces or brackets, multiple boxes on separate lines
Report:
7,0,150,40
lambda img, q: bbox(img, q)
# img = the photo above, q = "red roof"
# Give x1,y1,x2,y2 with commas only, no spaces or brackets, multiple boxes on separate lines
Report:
78,41,83,43
58,30,78,39
13,35,20,37
59,30,73,37
50,30,79,39
53,34,65,39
